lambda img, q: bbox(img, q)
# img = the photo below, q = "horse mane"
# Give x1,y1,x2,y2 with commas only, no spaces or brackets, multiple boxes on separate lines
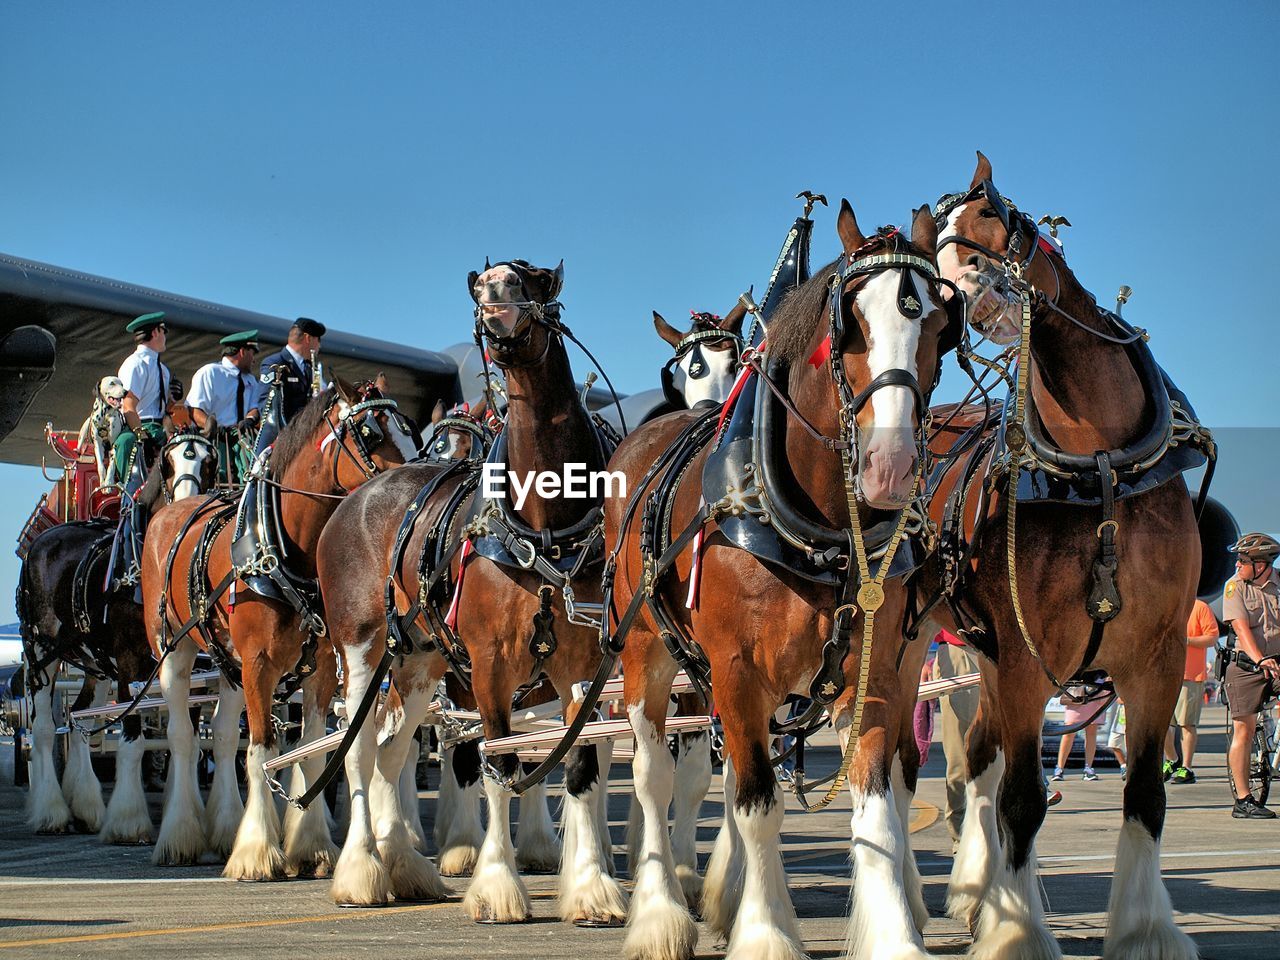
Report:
769,229,930,368
271,386,337,479
767,255,842,367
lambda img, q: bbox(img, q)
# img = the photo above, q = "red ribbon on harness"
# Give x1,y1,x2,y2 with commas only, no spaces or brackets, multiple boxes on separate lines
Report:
444,539,473,630
685,525,704,610
808,334,832,369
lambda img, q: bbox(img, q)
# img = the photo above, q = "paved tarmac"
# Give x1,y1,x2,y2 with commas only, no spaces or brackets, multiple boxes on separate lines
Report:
0,716,1276,959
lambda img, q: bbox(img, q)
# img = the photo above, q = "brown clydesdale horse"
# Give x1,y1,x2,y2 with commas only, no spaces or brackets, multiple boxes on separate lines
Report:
605,203,958,960
318,259,625,925
925,153,1201,959
139,380,417,876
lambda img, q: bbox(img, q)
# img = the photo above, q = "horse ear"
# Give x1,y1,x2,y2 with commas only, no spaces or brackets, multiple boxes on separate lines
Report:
970,150,993,189
836,199,866,254
374,371,390,394
548,259,565,301
467,270,481,300
911,204,938,254
471,396,487,418
334,376,356,405
653,311,683,347
431,400,445,424
722,300,747,337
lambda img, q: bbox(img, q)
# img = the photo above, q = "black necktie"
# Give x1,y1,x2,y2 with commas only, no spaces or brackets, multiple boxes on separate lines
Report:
157,366,168,416
301,358,311,382
236,375,245,422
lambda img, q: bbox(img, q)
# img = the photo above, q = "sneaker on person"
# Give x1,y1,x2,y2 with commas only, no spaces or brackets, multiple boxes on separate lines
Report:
1050,767,1065,781
1171,766,1196,784
1162,759,1175,782
1120,764,1128,780
1232,795,1277,819
1082,767,1099,782
1046,788,1063,807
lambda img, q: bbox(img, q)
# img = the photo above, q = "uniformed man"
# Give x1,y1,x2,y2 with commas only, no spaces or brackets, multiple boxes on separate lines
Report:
1223,532,1280,820
187,329,263,484
114,312,181,483
259,317,326,423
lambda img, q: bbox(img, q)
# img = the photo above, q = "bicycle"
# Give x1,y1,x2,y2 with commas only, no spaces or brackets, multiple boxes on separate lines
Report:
1219,639,1278,805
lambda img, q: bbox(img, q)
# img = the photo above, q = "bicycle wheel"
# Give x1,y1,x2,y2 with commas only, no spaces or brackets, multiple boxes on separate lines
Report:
1254,725,1273,806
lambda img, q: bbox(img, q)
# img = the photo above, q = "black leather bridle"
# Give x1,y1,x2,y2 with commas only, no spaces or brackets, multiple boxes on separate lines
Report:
934,178,1041,269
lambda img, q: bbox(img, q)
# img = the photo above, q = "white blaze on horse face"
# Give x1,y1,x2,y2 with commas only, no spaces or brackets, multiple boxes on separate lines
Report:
168,437,207,501
936,203,969,289
937,203,1021,344
474,266,523,338
672,343,737,407
855,269,924,507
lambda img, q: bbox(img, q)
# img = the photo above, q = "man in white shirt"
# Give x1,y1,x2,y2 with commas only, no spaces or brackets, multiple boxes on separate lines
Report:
113,312,180,483
187,329,263,483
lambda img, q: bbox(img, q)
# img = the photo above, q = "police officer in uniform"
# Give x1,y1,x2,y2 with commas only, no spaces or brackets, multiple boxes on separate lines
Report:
1223,532,1280,819
114,312,182,483
259,317,326,423
186,329,264,484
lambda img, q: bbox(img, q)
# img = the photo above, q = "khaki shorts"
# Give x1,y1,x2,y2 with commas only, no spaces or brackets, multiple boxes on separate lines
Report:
1224,663,1280,721
1172,681,1205,727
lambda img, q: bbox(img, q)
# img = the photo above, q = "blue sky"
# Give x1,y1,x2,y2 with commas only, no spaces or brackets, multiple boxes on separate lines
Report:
2,2,1277,622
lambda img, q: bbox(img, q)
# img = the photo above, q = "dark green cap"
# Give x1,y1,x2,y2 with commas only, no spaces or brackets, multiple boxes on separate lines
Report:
219,329,260,350
125,311,166,334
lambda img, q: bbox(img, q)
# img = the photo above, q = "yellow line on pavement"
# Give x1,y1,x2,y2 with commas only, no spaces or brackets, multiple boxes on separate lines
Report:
909,798,939,834
0,896,551,949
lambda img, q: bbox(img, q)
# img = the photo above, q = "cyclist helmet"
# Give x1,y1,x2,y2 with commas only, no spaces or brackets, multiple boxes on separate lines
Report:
1230,532,1280,563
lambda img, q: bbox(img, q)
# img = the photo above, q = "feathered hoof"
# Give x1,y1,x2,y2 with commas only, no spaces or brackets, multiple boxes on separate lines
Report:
515,830,562,874
1104,922,1198,960
152,816,207,866
222,840,289,881
560,870,628,925
99,808,155,846
723,923,806,960
330,845,392,906
945,888,982,930
64,788,106,835
675,864,703,914
970,920,1062,960
623,893,698,960
387,848,452,902
463,863,532,923
439,842,480,877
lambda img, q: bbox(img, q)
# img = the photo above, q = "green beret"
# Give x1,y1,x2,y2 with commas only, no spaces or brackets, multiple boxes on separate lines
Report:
219,329,260,350
125,311,166,334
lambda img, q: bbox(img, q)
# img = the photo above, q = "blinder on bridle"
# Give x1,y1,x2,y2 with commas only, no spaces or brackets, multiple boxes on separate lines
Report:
659,317,744,409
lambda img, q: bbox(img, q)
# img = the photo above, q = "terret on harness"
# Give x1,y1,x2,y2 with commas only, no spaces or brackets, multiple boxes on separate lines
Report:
926,179,1217,688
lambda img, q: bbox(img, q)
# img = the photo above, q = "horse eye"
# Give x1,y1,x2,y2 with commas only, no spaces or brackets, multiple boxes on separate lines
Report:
979,208,998,219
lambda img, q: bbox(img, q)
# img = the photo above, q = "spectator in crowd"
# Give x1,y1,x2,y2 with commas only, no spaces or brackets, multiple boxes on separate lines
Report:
1051,669,1110,781
932,629,979,852
1104,698,1127,778
1164,597,1220,784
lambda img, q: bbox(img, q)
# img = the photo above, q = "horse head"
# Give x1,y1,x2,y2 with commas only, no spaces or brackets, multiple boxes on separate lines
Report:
774,200,957,510
468,259,565,364
933,151,1054,344
654,304,745,408
422,397,495,463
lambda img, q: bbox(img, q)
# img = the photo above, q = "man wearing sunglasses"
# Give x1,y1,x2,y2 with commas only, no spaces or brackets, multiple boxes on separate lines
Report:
112,311,183,484
1223,532,1280,819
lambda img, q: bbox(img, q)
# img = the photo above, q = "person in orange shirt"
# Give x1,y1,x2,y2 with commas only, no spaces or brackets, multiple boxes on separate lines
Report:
1163,597,1220,783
